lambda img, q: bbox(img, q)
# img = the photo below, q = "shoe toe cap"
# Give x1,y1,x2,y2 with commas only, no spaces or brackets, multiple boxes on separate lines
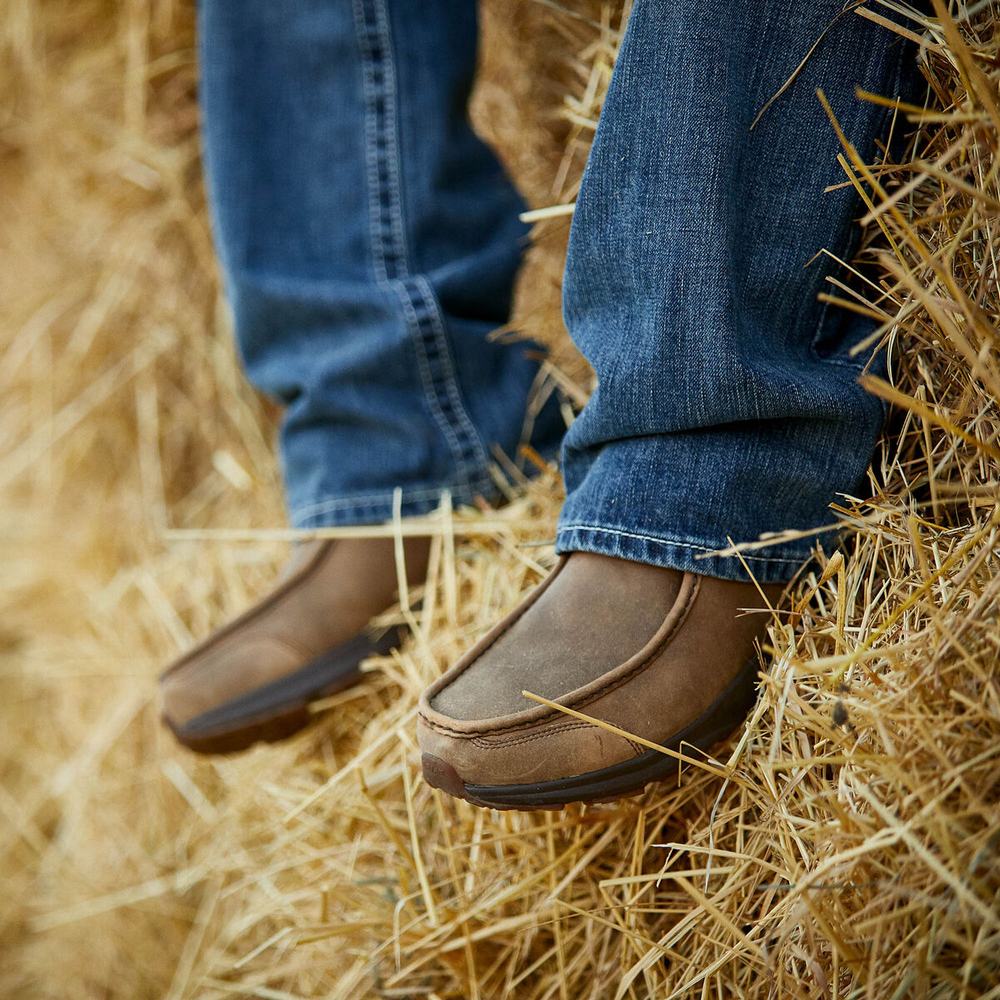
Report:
160,635,304,730
416,707,637,790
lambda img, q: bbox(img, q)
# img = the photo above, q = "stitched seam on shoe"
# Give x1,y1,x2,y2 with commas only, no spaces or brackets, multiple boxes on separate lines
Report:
469,720,594,750
569,586,703,713
566,583,766,716
418,576,700,739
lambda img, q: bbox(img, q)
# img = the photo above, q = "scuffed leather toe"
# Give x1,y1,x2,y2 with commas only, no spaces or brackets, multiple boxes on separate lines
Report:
161,635,304,729
417,710,639,787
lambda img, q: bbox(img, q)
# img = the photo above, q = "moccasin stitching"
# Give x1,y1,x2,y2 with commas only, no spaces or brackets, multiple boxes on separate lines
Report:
418,575,700,739
567,579,704,715
469,720,594,749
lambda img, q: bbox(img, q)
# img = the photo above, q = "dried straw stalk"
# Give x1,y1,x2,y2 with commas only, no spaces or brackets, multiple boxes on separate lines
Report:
0,1,997,997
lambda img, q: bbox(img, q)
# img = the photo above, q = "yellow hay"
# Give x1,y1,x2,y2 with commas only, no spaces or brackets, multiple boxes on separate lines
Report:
1,1,997,997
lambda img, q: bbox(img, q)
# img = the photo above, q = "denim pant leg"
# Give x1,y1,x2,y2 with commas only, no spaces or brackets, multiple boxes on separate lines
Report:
198,1,562,529
557,0,919,583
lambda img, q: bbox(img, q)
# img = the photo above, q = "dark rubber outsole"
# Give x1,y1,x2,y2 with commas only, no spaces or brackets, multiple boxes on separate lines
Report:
421,655,760,810
165,626,404,755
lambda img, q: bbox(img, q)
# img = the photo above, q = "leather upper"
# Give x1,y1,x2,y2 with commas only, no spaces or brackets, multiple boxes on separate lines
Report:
418,554,781,786
160,537,428,728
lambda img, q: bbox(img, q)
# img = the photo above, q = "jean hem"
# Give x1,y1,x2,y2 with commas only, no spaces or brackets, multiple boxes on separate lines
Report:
290,475,498,529
555,523,811,584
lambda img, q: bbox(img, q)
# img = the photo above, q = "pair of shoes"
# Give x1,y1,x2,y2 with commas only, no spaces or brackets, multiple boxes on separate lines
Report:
160,545,780,808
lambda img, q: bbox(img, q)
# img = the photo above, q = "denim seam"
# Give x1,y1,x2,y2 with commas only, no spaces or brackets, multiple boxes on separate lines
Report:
352,0,393,284
371,0,410,280
558,523,807,566
352,0,490,491
291,476,495,522
415,273,491,475
390,281,483,485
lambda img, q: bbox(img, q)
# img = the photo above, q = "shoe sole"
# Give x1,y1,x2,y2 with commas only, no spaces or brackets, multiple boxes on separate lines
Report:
165,626,403,755
421,654,760,810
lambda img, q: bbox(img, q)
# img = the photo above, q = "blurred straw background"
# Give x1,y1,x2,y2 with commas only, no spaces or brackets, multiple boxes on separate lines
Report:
2,1,998,997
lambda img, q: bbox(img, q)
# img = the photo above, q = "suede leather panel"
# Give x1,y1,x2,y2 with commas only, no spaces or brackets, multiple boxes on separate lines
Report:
430,552,683,720
421,567,702,734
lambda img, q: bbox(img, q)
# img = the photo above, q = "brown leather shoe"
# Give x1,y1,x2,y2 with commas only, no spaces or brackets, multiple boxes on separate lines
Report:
418,552,783,809
161,537,429,753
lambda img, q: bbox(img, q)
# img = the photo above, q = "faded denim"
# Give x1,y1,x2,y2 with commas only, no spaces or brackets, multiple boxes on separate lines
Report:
199,1,564,528
556,0,919,581
200,0,919,582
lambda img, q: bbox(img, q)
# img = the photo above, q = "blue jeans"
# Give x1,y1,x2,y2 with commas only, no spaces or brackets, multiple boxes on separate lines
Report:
199,0,918,583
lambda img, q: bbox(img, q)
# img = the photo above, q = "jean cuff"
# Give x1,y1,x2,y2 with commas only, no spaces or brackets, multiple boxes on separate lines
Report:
290,474,499,529
555,522,811,584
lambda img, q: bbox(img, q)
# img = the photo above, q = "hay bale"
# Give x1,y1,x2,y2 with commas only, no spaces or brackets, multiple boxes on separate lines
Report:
1,1,997,997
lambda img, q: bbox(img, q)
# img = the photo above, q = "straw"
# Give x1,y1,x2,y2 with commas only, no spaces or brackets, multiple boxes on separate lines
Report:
1,1,997,997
